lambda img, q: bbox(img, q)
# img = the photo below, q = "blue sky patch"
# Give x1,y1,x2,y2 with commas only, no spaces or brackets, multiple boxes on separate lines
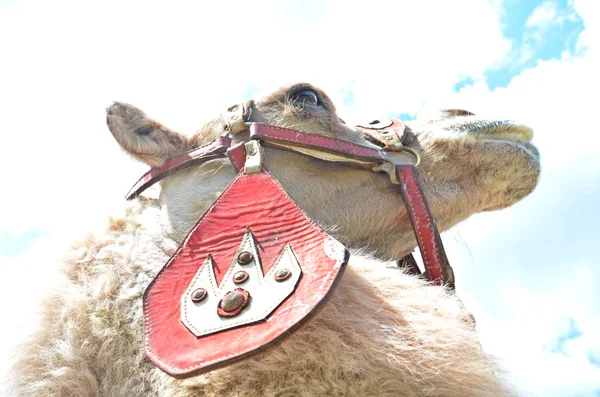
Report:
454,0,585,92
453,76,475,92
396,112,416,121
0,229,48,257
241,84,261,101
0,0,16,8
340,88,356,106
546,318,583,355
487,0,585,89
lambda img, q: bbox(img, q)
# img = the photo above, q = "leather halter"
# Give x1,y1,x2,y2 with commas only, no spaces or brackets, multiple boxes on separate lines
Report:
126,107,455,288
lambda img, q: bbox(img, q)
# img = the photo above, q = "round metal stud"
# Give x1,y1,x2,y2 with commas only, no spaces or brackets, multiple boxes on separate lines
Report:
233,270,249,284
237,251,253,266
274,268,292,282
190,288,207,303
218,289,250,317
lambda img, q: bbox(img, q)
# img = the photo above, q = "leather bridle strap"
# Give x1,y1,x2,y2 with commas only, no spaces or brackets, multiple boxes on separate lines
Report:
250,124,389,164
396,165,454,287
125,122,454,287
125,124,392,201
249,123,453,287
125,137,232,200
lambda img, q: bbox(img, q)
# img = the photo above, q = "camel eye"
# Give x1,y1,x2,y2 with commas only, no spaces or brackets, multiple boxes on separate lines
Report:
290,89,319,106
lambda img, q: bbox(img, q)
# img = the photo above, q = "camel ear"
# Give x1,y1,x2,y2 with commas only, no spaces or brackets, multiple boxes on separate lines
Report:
106,102,190,167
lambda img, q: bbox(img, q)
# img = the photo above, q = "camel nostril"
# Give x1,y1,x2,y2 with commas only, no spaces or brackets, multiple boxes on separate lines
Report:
135,126,154,136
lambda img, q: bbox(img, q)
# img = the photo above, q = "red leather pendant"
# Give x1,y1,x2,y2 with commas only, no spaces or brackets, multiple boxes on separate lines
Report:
143,171,348,377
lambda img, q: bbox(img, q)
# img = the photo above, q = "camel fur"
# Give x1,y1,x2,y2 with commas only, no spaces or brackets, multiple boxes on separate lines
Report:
7,83,541,396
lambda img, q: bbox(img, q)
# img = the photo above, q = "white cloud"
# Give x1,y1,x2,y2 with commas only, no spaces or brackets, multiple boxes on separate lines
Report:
526,2,559,28
520,1,581,62
432,1,600,393
0,235,68,389
477,264,600,395
0,0,510,235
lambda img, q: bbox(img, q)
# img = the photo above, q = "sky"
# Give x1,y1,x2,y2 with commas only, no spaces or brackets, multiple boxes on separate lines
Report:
0,0,599,395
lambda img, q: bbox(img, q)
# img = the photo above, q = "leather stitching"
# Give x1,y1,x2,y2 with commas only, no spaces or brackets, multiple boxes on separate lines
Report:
398,166,445,283
409,167,443,279
253,125,387,161
127,138,230,199
227,145,245,172
143,171,345,373
397,168,430,278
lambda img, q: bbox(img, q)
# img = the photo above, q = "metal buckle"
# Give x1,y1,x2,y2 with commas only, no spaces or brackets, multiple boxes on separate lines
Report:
244,140,264,174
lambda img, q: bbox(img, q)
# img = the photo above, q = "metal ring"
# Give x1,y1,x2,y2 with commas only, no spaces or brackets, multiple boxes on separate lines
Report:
401,147,421,167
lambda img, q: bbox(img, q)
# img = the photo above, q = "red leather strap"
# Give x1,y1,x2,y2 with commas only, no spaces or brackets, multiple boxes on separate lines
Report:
125,137,231,200
250,124,390,164
127,116,456,378
125,123,453,287
226,142,246,172
249,123,452,286
395,164,453,287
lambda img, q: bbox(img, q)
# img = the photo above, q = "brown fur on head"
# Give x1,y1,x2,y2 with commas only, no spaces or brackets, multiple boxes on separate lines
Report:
107,82,540,259
106,102,192,167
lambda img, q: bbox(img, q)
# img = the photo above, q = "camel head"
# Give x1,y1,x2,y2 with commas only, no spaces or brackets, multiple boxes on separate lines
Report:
106,83,540,260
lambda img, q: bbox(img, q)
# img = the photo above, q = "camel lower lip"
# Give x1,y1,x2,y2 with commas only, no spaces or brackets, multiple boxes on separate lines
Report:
484,138,540,162
460,121,534,142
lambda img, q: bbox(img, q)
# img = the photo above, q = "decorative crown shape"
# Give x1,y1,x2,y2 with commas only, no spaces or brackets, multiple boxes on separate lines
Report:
181,228,302,337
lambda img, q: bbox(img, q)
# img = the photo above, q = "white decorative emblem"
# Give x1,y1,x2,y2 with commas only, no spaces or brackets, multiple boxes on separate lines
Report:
181,229,302,337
